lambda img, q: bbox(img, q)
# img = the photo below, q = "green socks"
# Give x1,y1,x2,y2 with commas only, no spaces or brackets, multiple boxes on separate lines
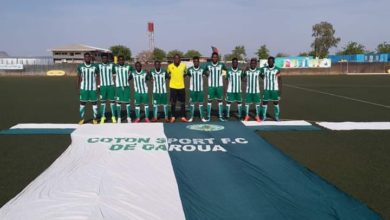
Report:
255,105,260,117
207,103,212,119
189,104,195,119
245,104,249,116
79,104,85,118
110,103,116,117
154,106,158,118
100,103,106,117
199,104,204,119
226,103,231,118
163,105,168,119
116,104,121,119
126,104,131,118
274,104,280,118
145,105,149,119
92,104,98,118
238,104,242,118
262,105,268,119
135,106,140,119
218,102,223,118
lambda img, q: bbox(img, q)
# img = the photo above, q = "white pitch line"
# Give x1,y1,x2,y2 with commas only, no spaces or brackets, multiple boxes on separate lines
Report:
285,84,390,109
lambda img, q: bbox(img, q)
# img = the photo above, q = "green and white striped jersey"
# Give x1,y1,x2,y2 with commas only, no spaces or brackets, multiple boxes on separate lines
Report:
226,67,243,93
204,62,227,87
244,68,262,94
114,64,132,87
262,66,281,91
77,63,98,91
151,68,168,94
132,69,149,94
187,66,205,92
97,63,114,86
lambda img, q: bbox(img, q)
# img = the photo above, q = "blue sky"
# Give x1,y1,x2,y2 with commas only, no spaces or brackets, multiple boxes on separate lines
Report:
0,0,389,57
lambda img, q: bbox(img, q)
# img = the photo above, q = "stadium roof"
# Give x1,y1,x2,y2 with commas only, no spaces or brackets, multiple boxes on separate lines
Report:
50,44,111,52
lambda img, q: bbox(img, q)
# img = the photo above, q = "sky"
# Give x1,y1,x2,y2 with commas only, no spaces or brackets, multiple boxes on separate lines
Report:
0,0,389,57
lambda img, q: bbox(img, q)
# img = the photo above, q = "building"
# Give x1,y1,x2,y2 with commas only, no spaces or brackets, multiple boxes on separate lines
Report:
50,44,111,64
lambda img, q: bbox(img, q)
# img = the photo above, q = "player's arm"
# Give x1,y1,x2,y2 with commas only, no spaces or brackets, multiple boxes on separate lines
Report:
128,69,133,83
166,65,171,80
95,65,100,90
242,68,247,82
164,70,170,79
185,68,191,78
223,70,229,80
76,65,81,92
259,67,265,79
203,64,210,77
112,65,116,84
277,69,282,96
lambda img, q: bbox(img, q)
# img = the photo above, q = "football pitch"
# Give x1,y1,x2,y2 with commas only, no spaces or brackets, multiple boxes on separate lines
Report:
0,75,390,219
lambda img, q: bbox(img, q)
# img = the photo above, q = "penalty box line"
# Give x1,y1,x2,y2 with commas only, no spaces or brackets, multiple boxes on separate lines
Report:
285,84,390,109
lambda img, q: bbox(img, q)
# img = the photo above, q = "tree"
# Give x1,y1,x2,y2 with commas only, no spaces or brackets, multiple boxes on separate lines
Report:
311,21,340,58
298,52,309,56
376,41,390,53
256,45,270,59
110,45,132,61
184,50,202,58
275,53,289,57
224,45,246,61
167,49,184,58
337,41,366,55
136,50,153,63
152,48,166,61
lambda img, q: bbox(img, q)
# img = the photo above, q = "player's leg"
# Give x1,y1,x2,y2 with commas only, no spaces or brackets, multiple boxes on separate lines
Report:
206,87,215,121
79,102,86,124
152,94,158,121
262,90,270,121
262,101,268,121
162,93,169,121
178,89,187,122
225,93,232,119
115,87,122,123
99,86,107,124
273,101,280,121
143,93,150,123
188,102,195,122
108,86,117,123
195,91,205,122
236,93,243,120
125,102,131,123
237,101,242,119
123,87,131,123
90,91,98,124
91,102,98,124
152,103,158,121
116,102,122,123
188,91,195,122
244,93,252,121
170,89,178,122
78,89,87,124
134,93,141,123
217,87,224,121
255,93,261,122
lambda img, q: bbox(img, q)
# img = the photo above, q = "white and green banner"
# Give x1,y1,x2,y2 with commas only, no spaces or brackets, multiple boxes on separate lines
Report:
0,122,382,219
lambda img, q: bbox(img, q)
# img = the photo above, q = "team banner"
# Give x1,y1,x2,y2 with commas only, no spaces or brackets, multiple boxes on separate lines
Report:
0,123,382,219
0,64,23,70
260,57,331,69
